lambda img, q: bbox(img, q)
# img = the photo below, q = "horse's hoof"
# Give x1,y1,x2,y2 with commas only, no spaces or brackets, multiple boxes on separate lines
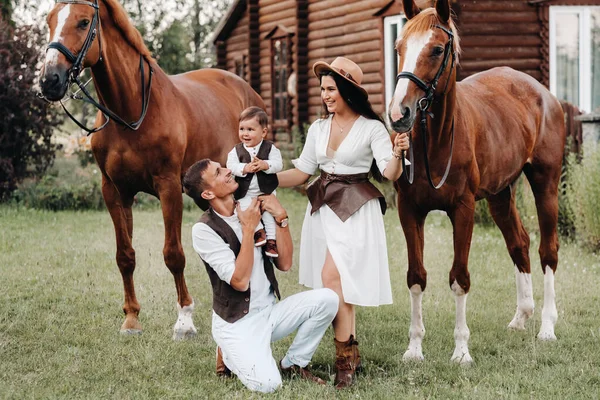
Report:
402,350,424,362
172,328,198,341
537,331,557,341
120,329,142,335
450,353,473,365
507,319,526,331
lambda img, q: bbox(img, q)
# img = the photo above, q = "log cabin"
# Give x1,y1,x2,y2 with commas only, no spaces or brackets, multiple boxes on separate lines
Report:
212,0,599,148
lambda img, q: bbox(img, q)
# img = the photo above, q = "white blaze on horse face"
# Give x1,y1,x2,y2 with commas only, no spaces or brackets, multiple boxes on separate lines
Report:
389,30,434,122
403,284,425,361
538,265,558,340
508,266,534,330
45,5,71,67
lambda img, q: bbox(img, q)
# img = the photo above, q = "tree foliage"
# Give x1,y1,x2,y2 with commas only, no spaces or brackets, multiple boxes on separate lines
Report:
0,17,63,198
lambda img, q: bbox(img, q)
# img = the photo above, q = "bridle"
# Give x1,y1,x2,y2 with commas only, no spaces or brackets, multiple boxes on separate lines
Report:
42,0,153,134
396,24,456,189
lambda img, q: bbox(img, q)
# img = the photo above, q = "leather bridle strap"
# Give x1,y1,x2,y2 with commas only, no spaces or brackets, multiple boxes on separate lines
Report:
43,0,153,134
396,24,456,189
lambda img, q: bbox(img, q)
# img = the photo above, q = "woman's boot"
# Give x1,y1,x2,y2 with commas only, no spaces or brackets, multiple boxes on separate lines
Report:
352,336,362,373
334,335,358,389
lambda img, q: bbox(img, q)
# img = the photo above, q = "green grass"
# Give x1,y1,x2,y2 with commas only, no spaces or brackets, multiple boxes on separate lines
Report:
1,189,600,399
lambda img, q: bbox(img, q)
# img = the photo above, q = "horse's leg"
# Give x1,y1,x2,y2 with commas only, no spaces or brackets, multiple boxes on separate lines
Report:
524,165,559,341
448,198,475,364
155,176,197,340
398,203,427,361
487,185,534,331
101,176,141,334
488,185,533,328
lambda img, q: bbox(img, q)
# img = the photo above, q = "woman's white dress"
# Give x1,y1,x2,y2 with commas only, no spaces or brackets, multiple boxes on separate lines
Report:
294,115,395,306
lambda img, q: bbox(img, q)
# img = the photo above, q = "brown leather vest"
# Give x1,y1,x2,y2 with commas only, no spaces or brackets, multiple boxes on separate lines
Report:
198,208,281,323
233,141,279,199
305,171,386,222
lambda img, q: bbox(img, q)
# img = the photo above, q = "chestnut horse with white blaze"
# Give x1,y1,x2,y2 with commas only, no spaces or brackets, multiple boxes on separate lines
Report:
389,0,565,363
40,0,264,339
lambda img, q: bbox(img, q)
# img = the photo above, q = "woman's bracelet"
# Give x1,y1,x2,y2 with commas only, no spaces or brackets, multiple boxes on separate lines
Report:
393,150,403,160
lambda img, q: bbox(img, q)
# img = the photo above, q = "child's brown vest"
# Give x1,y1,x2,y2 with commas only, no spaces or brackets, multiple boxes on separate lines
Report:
233,141,279,200
198,208,281,323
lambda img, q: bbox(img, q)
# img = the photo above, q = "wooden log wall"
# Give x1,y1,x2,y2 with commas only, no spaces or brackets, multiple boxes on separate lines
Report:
257,0,297,133
454,0,543,82
224,10,249,80
306,0,389,121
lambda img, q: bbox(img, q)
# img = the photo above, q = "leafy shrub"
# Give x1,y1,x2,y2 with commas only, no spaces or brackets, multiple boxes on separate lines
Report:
12,174,105,211
0,17,63,199
474,198,494,226
565,148,600,250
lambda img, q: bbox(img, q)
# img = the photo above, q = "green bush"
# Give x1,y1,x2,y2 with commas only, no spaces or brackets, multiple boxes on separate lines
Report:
566,148,600,250
12,174,105,211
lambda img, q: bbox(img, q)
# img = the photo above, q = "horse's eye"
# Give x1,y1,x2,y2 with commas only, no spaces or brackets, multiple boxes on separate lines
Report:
78,19,90,29
432,46,444,57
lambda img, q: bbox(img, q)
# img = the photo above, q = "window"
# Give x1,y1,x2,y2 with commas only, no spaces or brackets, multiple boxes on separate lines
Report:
234,55,246,80
271,36,291,128
384,14,407,112
550,6,600,112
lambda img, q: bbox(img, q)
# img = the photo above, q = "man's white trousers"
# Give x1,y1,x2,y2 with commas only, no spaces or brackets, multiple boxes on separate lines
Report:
212,288,338,393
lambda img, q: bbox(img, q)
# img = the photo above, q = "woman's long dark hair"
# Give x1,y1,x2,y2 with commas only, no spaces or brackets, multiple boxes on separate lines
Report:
319,71,385,182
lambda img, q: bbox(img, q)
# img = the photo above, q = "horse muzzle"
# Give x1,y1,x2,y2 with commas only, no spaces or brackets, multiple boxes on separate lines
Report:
389,107,415,133
40,64,69,101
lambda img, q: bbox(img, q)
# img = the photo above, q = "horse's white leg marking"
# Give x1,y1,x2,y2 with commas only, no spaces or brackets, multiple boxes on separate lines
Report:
450,280,472,364
508,266,534,330
172,300,198,341
403,284,425,361
389,31,433,121
45,5,71,67
537,265,558,340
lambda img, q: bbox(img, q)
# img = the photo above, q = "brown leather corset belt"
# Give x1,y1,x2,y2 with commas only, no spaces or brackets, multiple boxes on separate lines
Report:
305,171,386,222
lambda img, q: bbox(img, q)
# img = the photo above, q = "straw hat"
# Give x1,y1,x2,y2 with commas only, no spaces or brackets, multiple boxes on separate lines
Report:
313,57,368,98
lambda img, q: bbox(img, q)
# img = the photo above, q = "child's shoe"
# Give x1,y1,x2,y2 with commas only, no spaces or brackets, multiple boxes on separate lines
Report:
254,229,267,247
264,239,278,258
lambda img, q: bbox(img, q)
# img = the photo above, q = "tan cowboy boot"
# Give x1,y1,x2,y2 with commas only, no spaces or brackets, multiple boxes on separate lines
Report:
353,336,362,373
216,346,231,378
334,335,358,389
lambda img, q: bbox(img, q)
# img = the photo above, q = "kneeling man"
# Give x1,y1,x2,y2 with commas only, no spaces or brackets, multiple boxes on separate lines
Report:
183,159,338,393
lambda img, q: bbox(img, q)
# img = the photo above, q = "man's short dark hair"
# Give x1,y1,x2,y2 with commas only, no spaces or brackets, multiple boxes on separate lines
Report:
183,159,212,211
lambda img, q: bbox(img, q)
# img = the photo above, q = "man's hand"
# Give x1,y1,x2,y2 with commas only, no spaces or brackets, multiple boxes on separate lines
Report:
257,194,286,222
236,199,261,232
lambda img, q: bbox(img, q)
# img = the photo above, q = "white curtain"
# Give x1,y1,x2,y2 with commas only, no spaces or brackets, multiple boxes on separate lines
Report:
555,13,580,106
591,10,600,110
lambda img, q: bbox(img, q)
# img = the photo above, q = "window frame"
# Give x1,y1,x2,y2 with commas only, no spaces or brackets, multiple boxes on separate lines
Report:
270,34,292,130
549,6,599,112
383,14,407,114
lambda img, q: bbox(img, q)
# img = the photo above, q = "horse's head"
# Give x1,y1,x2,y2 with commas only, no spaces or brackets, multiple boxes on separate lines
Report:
388,0,459,133
41,1,102,101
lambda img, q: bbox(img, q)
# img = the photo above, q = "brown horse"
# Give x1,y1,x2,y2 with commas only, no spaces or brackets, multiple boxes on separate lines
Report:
389,0,565,363
40,0,264,339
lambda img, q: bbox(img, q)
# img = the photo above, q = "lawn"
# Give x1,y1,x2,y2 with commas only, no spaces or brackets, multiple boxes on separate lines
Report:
1,188,599,399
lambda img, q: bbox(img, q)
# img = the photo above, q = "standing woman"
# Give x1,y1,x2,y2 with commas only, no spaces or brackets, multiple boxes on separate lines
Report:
277,57,409,388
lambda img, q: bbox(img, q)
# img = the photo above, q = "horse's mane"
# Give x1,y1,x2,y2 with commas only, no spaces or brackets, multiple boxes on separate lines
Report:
102,0,154,61
401,8,461,58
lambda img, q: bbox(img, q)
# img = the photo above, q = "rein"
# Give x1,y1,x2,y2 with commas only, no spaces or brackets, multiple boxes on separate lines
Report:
42,0,153,134
396,24,456,189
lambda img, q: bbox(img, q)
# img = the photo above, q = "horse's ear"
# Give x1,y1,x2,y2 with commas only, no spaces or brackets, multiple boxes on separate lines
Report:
435,0,451,23
401,0,421,20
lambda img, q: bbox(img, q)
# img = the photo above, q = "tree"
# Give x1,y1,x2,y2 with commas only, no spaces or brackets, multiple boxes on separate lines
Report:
0,17,63,199
1,0,13,25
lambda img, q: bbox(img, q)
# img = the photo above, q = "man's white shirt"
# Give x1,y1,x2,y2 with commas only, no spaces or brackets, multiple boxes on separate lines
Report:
192,208,276,322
